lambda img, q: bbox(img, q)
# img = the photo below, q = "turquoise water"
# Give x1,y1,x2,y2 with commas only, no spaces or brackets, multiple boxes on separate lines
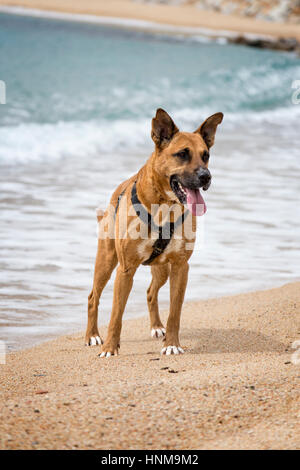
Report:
1,13,297,124
1,12,300,160
0,12,299,349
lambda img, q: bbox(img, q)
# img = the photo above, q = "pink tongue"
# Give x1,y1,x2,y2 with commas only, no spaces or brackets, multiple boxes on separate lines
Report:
185,188,206,216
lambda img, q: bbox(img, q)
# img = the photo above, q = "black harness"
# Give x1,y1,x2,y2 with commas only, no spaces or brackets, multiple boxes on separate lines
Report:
115,181,188,265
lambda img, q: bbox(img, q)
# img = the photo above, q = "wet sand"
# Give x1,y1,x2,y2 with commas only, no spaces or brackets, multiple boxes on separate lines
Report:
0,0,300,41
0,282,299,449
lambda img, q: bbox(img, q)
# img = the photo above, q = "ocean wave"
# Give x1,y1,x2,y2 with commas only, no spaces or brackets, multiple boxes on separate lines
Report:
0,119,149,164
1,10,300,131
1,105,300,165
2,63,299,128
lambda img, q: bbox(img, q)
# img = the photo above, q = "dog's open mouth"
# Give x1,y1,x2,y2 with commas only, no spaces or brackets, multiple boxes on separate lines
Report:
170,175,207,216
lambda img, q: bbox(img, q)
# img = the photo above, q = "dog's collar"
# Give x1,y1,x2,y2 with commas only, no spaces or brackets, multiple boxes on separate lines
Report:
131,181,188,265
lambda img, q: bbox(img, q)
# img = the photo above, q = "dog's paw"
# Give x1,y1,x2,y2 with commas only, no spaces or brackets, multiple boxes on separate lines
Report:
98,350,118,358
151,327,166,339
98,342,119,358
85,335,103,347
161,345,184,355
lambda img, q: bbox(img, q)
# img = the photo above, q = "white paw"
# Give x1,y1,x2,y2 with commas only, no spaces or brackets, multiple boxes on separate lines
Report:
151,327,166,339
161,346,184,356
99,350,118,358
87,336,102,346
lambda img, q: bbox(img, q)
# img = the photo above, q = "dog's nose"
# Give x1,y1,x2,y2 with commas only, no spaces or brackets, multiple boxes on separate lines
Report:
195,168,211,188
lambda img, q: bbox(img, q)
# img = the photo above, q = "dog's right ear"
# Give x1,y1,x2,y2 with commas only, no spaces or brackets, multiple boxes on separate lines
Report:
151,108,179,150
195,112,223,149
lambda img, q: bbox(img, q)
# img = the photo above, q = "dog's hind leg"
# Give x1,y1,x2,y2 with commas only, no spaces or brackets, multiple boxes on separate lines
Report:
85,237,117,346
147,264,170,339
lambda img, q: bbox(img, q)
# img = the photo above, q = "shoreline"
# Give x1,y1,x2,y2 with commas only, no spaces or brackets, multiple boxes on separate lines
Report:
4,278,300,354
1,282,299,449
0,1,300,53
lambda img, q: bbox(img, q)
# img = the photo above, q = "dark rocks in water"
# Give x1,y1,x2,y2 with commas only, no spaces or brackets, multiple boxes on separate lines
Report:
229,34,300,54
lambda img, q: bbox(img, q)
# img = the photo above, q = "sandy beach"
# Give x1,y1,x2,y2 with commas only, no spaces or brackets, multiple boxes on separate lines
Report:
1,0,300,41
0,282,299,450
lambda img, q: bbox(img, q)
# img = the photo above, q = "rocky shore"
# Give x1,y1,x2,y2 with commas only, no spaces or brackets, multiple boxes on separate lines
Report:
134,0,300,52
228,32,300,53
135,0,300,24
1,1,300,54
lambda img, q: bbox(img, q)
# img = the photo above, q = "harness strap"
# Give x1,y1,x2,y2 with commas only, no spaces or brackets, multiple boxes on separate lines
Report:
114,189,126,219
131,182,188,265
114,181,188,265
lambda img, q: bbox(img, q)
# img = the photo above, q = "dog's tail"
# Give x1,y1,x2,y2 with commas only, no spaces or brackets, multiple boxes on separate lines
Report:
96,207,104,222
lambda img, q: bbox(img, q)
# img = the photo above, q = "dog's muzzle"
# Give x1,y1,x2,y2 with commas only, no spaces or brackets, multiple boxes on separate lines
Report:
177,168,212,193
195,168,211,191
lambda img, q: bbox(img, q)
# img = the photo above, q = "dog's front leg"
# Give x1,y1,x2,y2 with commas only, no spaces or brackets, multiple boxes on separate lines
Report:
99,265,137,357
161,261,189,356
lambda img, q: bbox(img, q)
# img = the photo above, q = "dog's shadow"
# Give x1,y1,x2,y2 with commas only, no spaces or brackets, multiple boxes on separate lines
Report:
180,328,286,354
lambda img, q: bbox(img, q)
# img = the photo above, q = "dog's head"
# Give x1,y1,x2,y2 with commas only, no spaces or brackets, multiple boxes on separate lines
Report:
151,108,223,216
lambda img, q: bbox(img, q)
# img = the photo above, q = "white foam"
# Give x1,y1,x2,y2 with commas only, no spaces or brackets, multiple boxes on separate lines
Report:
0,119,149,164
1,102,299,165
176,105,300,129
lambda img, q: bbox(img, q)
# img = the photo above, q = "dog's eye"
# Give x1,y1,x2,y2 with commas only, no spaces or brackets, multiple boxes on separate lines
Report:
202,151,210,163
173,148,190,161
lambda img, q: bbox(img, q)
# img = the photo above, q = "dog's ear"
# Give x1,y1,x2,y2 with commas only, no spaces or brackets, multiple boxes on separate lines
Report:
151,108,179,149
195,112,223,149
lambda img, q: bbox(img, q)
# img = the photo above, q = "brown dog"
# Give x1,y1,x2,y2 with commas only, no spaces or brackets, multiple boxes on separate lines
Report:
85,108,223,356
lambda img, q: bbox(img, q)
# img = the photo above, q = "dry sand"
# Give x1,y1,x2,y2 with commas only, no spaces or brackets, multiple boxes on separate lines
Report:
0,282,299,450
1,0,300,41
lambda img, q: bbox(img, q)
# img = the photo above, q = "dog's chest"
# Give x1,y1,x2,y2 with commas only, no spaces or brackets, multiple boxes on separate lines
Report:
137,234,185,264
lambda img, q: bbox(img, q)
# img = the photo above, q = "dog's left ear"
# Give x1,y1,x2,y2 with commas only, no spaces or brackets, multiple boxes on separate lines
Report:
151,108,179,149
195,112,223,149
